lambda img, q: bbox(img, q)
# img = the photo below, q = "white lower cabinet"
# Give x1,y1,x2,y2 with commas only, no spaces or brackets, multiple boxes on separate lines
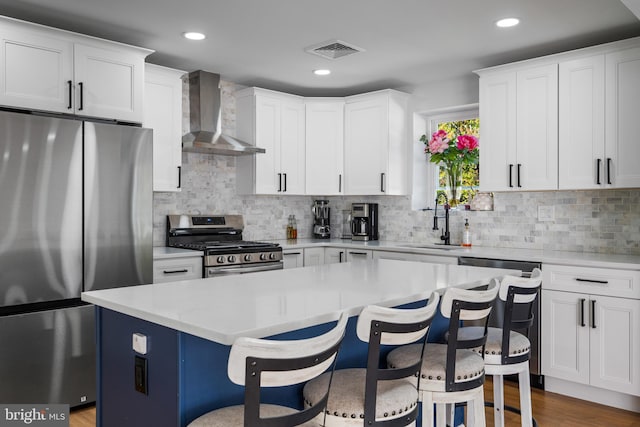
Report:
153,257,202,283
282,249,304,269
372,250,457,264
324,247,346,264
542,264,640,397
345,249,372,262
303,247,325,266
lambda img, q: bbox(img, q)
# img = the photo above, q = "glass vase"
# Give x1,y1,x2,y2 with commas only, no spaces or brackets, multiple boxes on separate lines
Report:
446,163,462,208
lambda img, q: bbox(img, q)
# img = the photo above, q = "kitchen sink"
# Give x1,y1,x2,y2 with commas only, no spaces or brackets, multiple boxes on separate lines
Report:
399,244,463,251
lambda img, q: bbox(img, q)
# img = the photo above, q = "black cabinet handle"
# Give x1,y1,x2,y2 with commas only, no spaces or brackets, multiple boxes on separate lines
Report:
575,278,609,284
284,252,301,255
339,251,343,263
580,298,586,327
596,158,601,185
277,173,282,192
67,80,73,109
283,173,287,192
517,164,522,187
606,158,612,184
350,251,368,256
509,164,514,188
177,166,182,189
78,82,84,111
380,173,385,193
338,174,342,193
591,300,596,328
163,269,188,274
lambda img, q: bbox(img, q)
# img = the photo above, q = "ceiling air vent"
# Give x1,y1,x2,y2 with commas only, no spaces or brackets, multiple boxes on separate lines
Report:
305,39,364,60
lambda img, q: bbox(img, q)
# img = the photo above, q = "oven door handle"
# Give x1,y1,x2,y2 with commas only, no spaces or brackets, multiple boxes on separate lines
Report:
207,263,282,276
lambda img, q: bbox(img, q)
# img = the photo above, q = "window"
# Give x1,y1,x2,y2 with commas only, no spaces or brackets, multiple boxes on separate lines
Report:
411,106,479,210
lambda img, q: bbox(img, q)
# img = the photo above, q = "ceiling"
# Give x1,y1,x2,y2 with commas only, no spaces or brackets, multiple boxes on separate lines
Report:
1,0,639,96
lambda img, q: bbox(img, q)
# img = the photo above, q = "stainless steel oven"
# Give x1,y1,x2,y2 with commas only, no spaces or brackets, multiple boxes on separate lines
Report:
166,215,283,277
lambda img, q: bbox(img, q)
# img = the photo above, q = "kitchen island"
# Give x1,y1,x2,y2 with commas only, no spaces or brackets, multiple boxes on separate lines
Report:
82,259,516,427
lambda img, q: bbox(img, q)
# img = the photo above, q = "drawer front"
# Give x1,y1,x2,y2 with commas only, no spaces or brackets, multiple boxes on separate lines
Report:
543,264,640,299
153,257,202,283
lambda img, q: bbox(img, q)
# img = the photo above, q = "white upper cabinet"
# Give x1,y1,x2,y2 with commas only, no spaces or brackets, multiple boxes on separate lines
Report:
479,36,640,192
0,16,151,122
478,71,517,191
560,48,640,190
305,98,344,195
516,64,558,190
559,55,606,189
605,46,640,188
0,25,73,113
344,90,409,195
144,64,185,192
236,88,305,195
478,64,558,191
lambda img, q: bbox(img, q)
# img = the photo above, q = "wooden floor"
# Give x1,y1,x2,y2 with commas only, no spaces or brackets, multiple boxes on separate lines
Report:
70,379,640,426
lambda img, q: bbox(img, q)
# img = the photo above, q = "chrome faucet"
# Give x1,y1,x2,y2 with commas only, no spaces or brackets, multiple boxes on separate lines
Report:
432,197,451,245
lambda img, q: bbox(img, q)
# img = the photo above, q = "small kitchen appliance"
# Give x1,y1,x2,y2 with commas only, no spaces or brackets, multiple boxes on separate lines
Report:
166,215,283,277
351,203,379,241
312,200,331,239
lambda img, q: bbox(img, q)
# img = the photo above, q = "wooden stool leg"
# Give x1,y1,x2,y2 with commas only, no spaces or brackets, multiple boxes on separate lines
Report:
473,386,486,427
435,403,447,427
422,393,435,427
518,369,533,427
493,374,505,427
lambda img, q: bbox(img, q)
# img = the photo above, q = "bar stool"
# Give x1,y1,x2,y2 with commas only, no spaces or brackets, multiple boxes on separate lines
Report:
303,292,440,427
459,269,542,427
387,281,500,427
188,313,348,427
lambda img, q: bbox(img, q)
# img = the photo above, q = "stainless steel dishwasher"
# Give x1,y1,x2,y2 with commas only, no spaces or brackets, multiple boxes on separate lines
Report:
458,256,544,389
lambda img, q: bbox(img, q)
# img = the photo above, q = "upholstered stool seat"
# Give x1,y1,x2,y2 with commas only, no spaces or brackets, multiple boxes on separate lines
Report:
387,344,485,392
458,327,531,365
189,404,318,427
304,368,418,422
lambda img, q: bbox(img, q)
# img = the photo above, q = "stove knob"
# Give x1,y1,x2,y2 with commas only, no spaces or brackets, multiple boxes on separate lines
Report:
269,253,276,260
227,255,236,263
244,254,252,262
259,253,267,261
216,256,225,264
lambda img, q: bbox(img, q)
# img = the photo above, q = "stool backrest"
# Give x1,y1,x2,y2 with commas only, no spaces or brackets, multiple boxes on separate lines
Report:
441,280,499,392
228,313,348,427
356,291,440,427
497,269,542,365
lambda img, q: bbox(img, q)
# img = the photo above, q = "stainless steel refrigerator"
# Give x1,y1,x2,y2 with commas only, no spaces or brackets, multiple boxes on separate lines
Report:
0,109,152,406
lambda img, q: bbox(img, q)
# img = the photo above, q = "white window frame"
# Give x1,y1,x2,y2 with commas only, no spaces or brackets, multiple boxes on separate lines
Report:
411,104,478,210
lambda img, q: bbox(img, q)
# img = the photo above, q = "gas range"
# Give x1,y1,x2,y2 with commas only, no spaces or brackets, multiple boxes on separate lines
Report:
166,215,283,278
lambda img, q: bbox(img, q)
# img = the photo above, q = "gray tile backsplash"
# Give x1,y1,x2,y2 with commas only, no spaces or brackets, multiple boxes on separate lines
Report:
153,80,640,256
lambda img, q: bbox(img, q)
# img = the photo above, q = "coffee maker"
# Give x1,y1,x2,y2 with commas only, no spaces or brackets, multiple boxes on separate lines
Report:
351,203,378,241
312,200,331,239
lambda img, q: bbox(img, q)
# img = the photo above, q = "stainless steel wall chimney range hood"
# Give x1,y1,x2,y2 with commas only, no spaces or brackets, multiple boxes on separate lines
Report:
182,70,265,155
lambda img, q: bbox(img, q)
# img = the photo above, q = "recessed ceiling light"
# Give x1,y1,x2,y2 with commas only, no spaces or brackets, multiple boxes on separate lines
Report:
496,18,520,28
183,32,206,40
313,69,331,76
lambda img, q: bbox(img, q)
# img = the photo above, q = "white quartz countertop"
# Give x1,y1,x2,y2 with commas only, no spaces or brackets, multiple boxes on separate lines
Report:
276,239,640,270
82,259,516,345
153,246,204,260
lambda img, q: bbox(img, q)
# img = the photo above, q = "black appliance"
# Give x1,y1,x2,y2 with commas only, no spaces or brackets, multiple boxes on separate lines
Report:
312,200,331,239
166,215,283,278
350,203,378,241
